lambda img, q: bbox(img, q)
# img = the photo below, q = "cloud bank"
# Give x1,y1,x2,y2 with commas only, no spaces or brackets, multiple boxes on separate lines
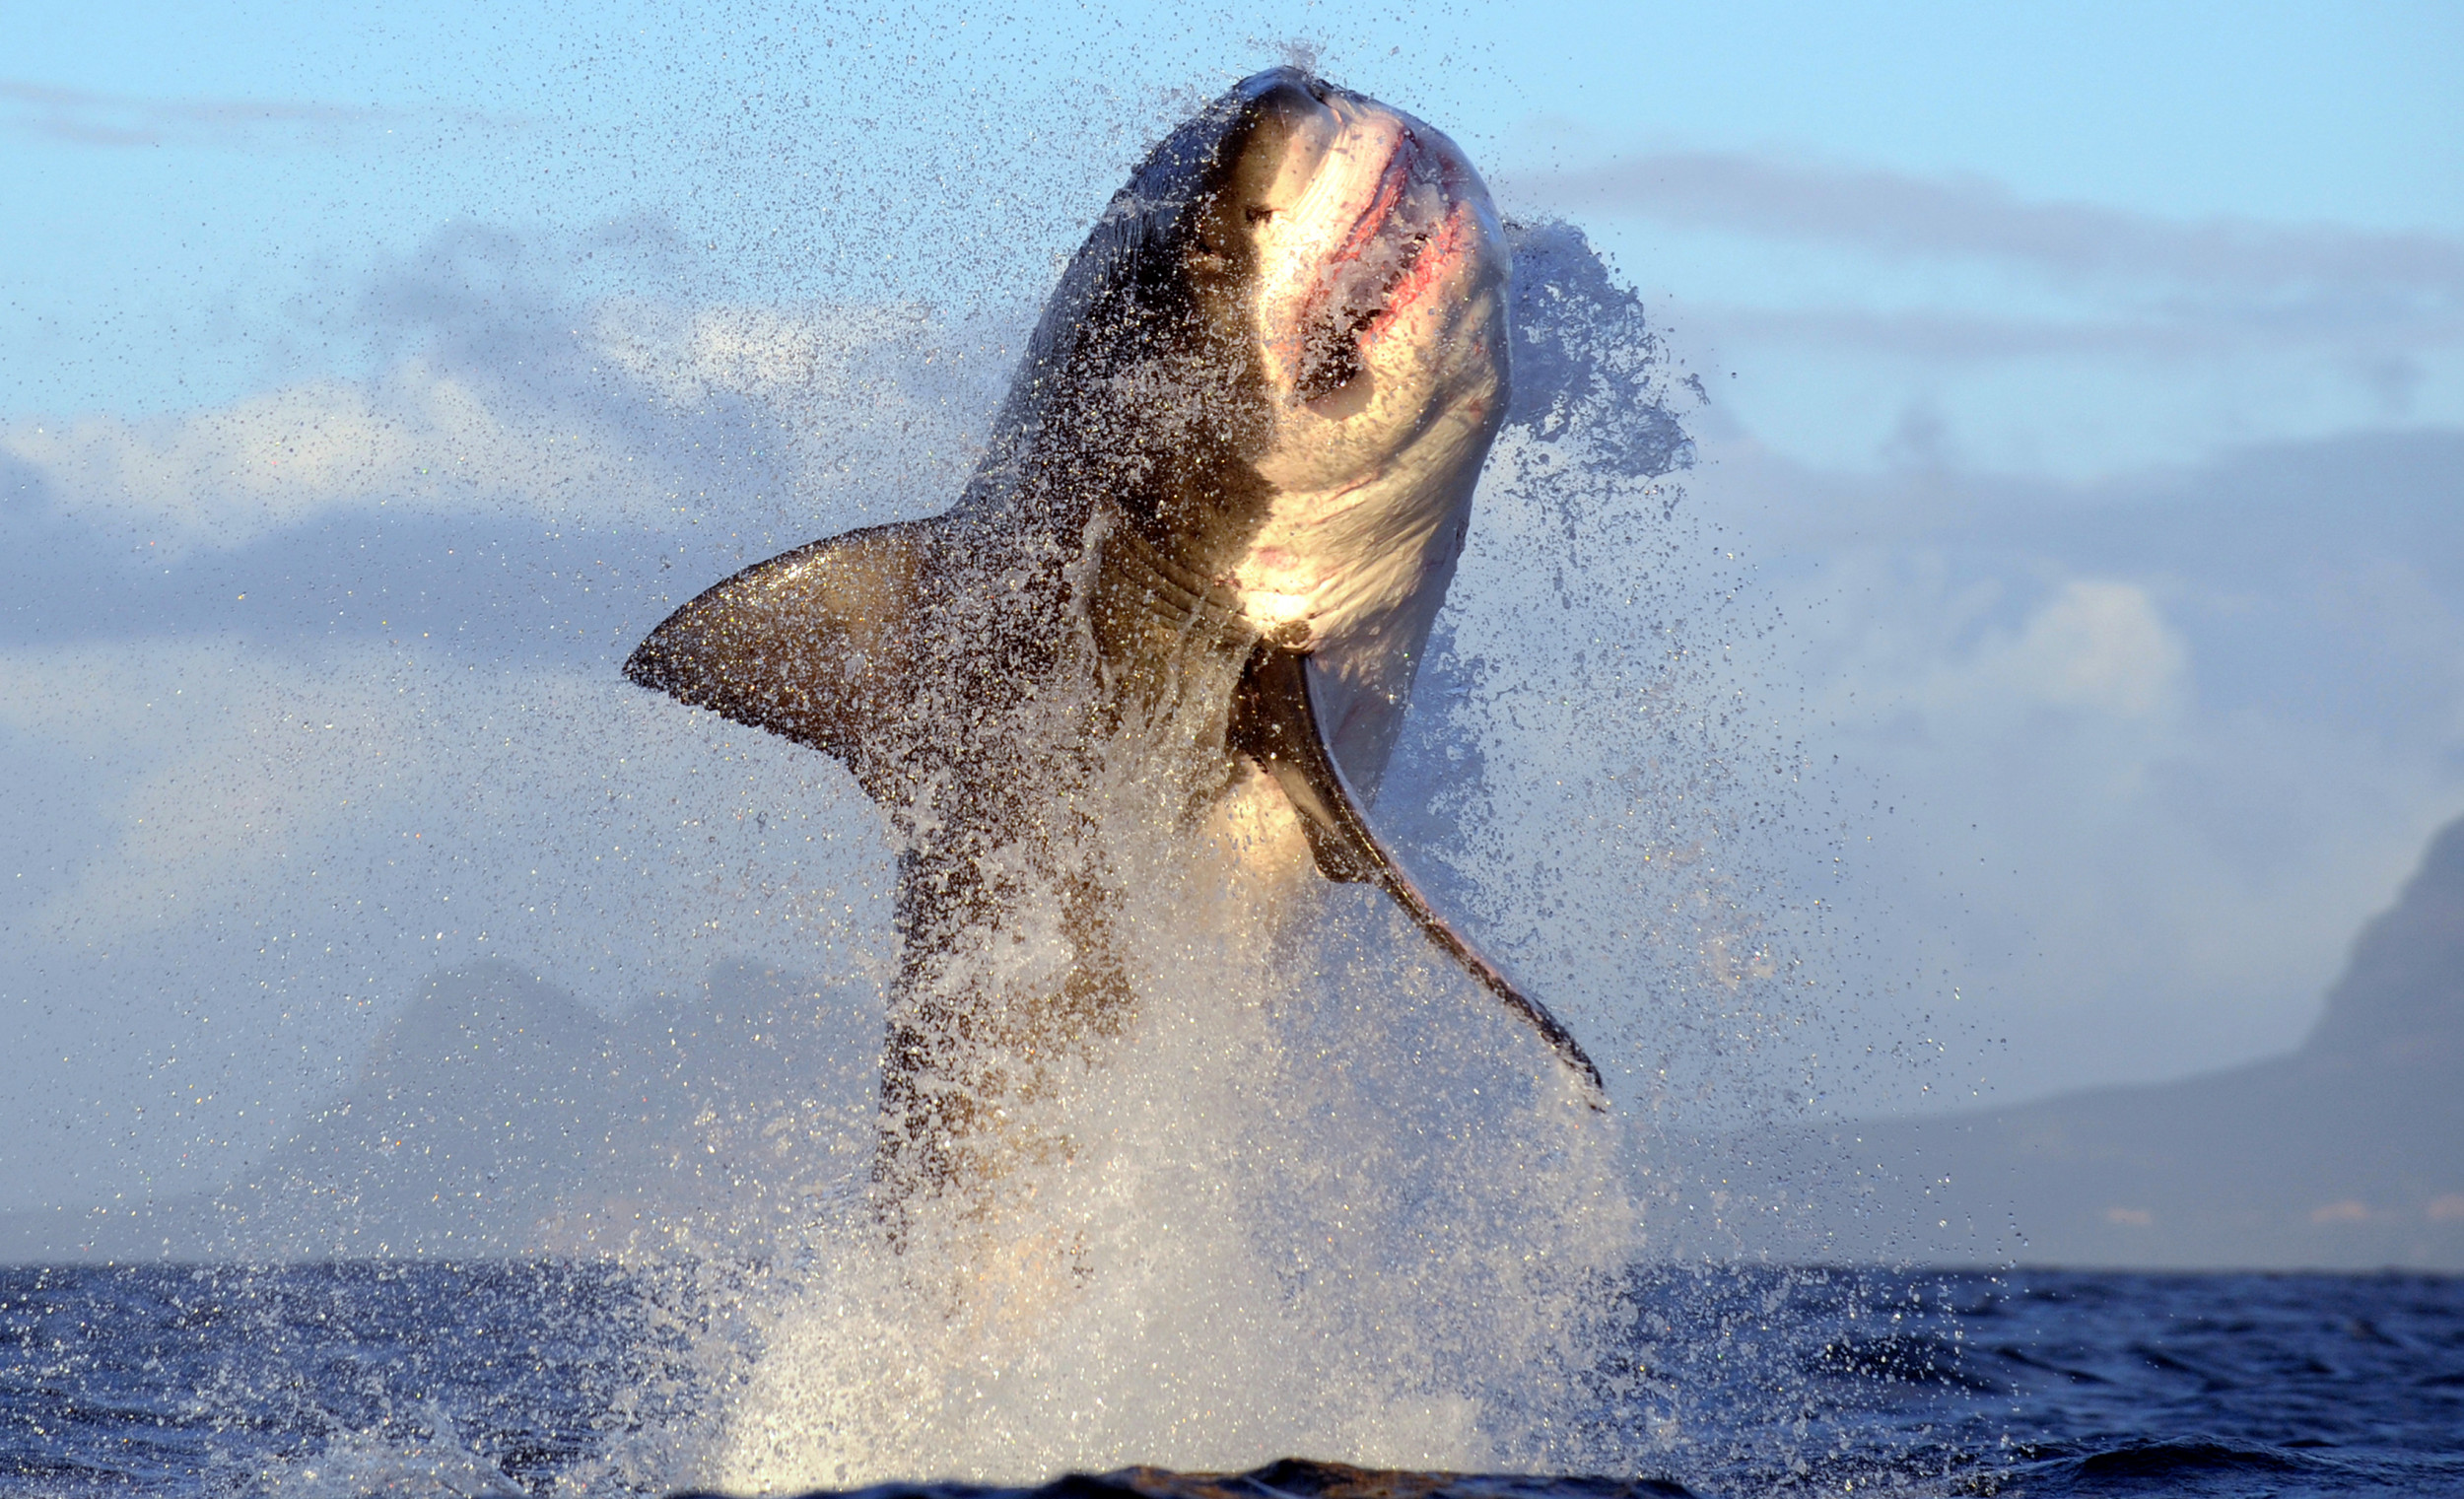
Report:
1508,149,2464,474
0,78,499,152
1529,150,2464,300
4,209,2460,1224
0,225,1000,1211
1694,426,2464,1104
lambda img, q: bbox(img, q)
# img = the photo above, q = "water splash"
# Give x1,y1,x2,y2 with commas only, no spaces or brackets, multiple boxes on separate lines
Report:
3,178,1829,1494
663,221,1733,1490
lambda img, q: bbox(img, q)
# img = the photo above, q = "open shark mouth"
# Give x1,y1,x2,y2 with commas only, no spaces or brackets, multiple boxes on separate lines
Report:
1288,128,1454,404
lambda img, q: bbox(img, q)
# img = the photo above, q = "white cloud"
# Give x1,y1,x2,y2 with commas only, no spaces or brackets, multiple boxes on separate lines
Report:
0,78,501,152
0,285,1008,1209
1,296,1000,554
1926,578,2188,724
4,638,890,970
1519,149,2464,304
1510,152,2464,480
11,368,588,545
1684,435,2464,1107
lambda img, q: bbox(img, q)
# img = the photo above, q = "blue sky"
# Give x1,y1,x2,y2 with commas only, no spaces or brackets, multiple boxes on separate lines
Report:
11,1,2460,468
4,0,2462,1213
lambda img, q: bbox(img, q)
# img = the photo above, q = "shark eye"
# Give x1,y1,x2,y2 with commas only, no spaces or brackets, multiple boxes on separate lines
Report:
1245,205,1277,225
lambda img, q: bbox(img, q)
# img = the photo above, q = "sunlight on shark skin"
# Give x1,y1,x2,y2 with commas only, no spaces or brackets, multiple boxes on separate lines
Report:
624,67,1606,1226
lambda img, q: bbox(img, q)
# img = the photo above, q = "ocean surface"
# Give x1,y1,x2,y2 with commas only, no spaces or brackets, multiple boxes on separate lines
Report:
4,1261,2458,1498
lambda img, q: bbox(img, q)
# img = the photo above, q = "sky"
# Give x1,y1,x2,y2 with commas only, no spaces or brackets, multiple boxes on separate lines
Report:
4,0,2461,1215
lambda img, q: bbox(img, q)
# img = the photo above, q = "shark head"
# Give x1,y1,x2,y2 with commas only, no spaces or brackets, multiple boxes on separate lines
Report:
1013,68,1512,656
1185,69,1512,435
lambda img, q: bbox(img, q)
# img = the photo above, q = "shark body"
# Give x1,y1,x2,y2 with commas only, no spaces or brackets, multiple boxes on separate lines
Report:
627,68,1604,1203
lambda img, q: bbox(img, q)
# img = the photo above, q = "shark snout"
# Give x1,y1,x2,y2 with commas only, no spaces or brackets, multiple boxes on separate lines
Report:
1225,70,1502,419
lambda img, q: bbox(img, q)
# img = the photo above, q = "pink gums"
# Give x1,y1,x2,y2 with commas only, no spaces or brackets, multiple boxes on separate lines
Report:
1354,199,1474,363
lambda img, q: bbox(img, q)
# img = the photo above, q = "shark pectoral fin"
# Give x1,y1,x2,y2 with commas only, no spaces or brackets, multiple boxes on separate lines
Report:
1225,643,1380,883
625,518,938,776
1228,643,1609,1111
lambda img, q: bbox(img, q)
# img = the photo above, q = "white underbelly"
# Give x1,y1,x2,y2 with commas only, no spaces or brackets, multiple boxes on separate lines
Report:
1230,464,1474,646
1229,463,1480,800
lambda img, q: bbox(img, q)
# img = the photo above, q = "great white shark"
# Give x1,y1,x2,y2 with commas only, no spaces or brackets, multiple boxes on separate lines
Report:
626,67,1606,1203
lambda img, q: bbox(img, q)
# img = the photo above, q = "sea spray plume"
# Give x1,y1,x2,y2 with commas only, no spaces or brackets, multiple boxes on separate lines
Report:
1498,220,1695,507
685,179,1700,1499
626,68,1605,1221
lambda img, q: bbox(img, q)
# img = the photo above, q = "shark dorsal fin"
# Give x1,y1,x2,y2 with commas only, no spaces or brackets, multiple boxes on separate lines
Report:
625,518,938,781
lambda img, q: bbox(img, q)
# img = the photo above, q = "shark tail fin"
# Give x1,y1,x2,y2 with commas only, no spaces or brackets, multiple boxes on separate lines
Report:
624,517,940,777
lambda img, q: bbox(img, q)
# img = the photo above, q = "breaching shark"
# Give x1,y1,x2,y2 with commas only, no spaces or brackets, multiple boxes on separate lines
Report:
627,67,1606,1204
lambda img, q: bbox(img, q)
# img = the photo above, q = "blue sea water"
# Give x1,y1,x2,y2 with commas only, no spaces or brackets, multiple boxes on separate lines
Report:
4,1261,2458,1498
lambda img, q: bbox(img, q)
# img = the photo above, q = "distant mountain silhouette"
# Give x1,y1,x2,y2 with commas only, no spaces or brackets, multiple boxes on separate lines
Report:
10,816,2461,1267
0,962,881,1261
1663,813,2464,1268
2304,818,2464,1066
